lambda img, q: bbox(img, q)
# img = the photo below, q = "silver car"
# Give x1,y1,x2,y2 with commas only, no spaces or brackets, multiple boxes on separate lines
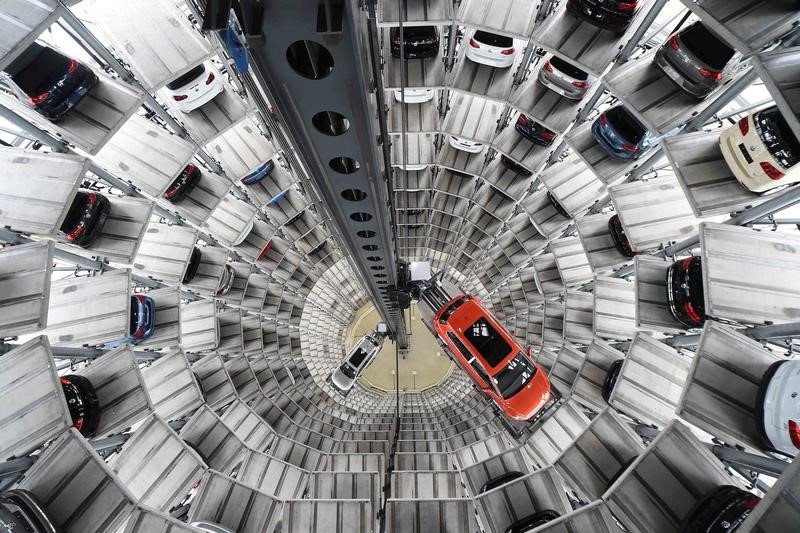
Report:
537,55,592,100
329,328,385,396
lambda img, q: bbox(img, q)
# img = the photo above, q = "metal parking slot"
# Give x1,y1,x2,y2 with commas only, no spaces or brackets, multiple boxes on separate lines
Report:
219,398,275,452
192,353,236,409
451,41,522,102
570,339,625,412
663,130,765,217
563,291,594,345
442,92,504,143
161,168,232,226
608,333,692,427
17,429,138,533
308,471,380,512
242,316,264,354
242,273,268,312
134,222,199,284
180,300,220,352
739,455,800,532
676,321,783,451
454,433,517,468
609,176,697,253
700,222,800,325
217,310,244,355
458,0,540,38
235,449,308,499
394,452,454,471
529,500,621,532
541,154,607,218
90,0,213,91
390,132,436,167
542,298,565,348
551,237,594,288
510,79,587,136
379,0,452,25
225,355,261,401
0,72,144,155
205,116,277,182
461,448,532,496
566,121,658,185
202,195,256,248
604,421,741,533
187,470,283,533
489,126,551,178
80,195,154,265
183,246,228,296
553,408,645,501
524,400,591,467
0,0,62,71
119,506,203,533
473,466,571,533
385,499,479,533
523,189,572,239
383,45,446,90
74,345,154,438
575,213,629,273
633,255,686,334
136,286,181,350
94,114,197,198
141,349,204,422
322,453,386,475
679,0,800,55
280,499,373,532
437,143,488,174
0,147,86,235
532,253,564,297
46,268,131,348
109,414,206,511
549,343,586,396
387,95,439,133
158,73,249,145
180,405,249,474
593,276,637,341
753,46,800,140
0,241,54,337
0,336,71,460
237,220,277,265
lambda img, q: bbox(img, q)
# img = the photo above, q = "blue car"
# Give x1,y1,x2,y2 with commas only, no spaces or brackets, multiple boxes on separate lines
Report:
106,295,156,348
221,9,248,73
591,105,653,160
241,159,275,185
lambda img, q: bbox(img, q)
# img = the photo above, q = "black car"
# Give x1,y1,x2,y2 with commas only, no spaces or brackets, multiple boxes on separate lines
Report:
164,163,202,203
183,247,202,284
601,359,624,402
60,374,101,437
680,485,760,533
390,26,440,59
504,510,561,533
60,191,111,249
500,155,533,177
515,114,557,146
0,489,60,533
566,0,639,33
547,191,570,218
3,42,98,121
608,214,635,258
666,256,705,328
479,471,525,494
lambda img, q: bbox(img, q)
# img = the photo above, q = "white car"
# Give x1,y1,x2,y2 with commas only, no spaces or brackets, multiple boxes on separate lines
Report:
216,263,235,296
757,360,800,456
329,328,385,396
190,522,237,533
165,62,224,113
394,88,435,104
230,219,254,246
464,30,517,68
719,105,800,193
394,163,429,171
449,135,484,153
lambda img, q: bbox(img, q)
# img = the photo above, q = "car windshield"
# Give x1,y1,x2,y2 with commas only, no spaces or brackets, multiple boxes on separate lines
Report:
607,107,647,144
755,107,800,169
166,64,206,90
549,56,588,80
339,362,356,379
679,23,734,69
464,316,512,367
474,31,513,48
347,346,370,369
129,296,140,334
493,353,536,399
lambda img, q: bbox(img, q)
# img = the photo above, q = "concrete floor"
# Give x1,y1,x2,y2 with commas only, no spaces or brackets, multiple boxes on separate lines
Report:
346,302,454,392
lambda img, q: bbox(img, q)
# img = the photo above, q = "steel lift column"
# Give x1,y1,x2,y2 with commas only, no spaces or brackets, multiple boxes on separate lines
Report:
246,0,408,347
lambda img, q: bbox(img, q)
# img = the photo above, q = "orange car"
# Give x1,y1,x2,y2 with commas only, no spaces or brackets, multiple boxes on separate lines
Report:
434,294,552,420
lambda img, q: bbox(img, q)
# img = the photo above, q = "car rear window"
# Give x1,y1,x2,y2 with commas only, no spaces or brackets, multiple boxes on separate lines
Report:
607,106,647,144
464,316,512,367
166,64,206,90
755,107,800,169
8,45,70,94
679,23,734,69
493,353,536,399
339,362,356,379
549,56,588,81
405,26,438,39
129,296,140,334
474,31,513,48
347,347,370,369
687,258,704,312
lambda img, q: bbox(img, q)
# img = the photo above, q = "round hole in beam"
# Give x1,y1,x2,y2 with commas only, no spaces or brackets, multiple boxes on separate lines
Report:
286,40,334,80
330,157,361,174
357,230,376,238
350,212,373,222
312,111,350,136
370,265,385,271
341,188,367,202
366,256,382,262
362,244,379,251
374,273,387,278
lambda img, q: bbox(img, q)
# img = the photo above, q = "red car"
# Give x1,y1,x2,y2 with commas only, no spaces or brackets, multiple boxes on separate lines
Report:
434,295,552,420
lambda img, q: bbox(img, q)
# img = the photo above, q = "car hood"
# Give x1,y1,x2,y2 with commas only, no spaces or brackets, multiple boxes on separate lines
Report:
498,366,551,420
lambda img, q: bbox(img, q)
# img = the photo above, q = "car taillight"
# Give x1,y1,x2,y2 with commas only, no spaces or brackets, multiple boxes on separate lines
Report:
173,94,188,101
28,92,50,105
541,131,556,140
622,142,639,152
164,187,177,198
668,35,680,50
74,418,84,431
699,67,722,81
134,323,145,338
67,58,79,74
67,225,85,240
599,114,607,125
738,116,749,136
469,38,479,48
205,72,215,85
571,80,589,88
517,114,528,125
684,302,702,323
789,420,800,449
760,161,785,180
681,257,694,270
88,192,97,205
258,240,272,261
543,61,553,73
616,2,638,11
500,47,515,55
60,377,70,386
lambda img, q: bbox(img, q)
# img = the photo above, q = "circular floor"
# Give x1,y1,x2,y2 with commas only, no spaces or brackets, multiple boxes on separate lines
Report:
345,302,454,392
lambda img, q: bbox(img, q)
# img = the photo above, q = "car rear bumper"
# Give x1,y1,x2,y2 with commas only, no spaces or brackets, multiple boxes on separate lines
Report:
591,120,637,160
537,71,585,100
464,46,515,68
654,48,714,99
175,81,225,112
448,137,483,153
718,127,772,193
566,0,635,32
390,42,439,59
514,122,554,146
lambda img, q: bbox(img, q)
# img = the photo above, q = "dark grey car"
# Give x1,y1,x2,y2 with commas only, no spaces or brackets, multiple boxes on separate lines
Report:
654,22,739,99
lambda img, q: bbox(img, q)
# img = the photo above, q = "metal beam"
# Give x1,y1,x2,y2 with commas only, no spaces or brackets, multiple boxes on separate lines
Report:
711,445,789,478
668,321,800,347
